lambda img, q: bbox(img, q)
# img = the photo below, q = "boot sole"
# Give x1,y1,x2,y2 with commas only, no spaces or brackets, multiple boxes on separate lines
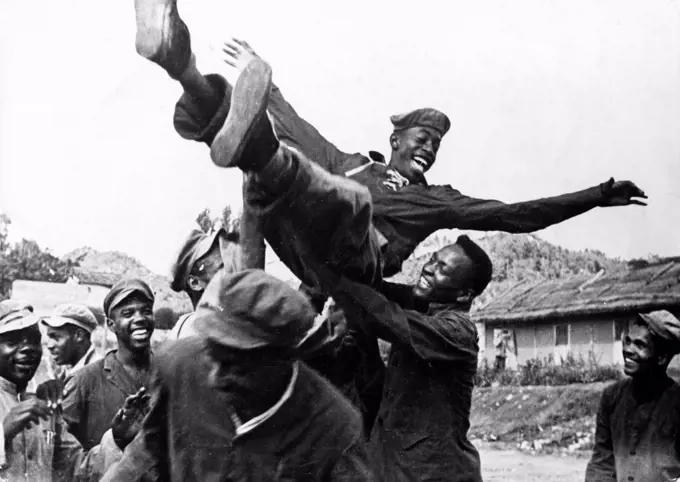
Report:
211,59,273,169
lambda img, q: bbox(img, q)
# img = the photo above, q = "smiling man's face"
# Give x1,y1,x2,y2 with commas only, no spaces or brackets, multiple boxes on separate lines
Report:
389,126,442,184
622,322,667,377
0,326,42,389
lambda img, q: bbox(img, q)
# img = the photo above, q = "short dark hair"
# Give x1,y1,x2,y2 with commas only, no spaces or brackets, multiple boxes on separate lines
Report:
455,235,493,296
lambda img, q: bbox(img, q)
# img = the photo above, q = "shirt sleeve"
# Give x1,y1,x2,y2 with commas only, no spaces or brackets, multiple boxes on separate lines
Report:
62,369,86,447
52,420,122,482
373,180,608,235
331,278,477,363
585,386,617,482
327,437,378,481
98,368,168,482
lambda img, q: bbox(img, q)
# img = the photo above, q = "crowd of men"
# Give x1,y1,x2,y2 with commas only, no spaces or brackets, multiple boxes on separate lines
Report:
1,0,678,480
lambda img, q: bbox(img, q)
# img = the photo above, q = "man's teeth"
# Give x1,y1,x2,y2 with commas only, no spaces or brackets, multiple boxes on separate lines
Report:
418,277,430,289
413,156,427,167
131,328,149,340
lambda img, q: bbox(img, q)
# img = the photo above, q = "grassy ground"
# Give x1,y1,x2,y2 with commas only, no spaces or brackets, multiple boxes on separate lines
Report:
470,383,608,453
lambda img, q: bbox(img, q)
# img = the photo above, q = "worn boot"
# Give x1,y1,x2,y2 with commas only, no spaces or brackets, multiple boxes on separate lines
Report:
134,0,192,79
210,58,279,171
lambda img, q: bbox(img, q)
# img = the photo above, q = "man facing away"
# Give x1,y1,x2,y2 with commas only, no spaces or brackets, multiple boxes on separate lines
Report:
0,300,145,482
132,0,647,283
63,278,156,450
585,310,680,482
42,304,101,391
100,269,377,481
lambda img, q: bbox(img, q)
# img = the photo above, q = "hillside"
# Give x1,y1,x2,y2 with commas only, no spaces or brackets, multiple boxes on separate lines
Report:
389,231,629,310
63,247,192,314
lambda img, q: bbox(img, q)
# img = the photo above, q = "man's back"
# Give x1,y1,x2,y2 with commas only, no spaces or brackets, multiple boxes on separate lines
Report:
106,336,376,481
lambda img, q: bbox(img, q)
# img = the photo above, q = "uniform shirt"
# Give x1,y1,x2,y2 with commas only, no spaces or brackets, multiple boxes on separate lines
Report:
168,312,197,340
63,345,101,392
0,376,120,482
585,376,680,482
100,336,377,482
63,350,151,450
332,279,482,482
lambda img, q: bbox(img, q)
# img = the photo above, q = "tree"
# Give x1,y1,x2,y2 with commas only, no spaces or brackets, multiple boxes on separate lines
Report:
0,215,78,300
195,207,240,235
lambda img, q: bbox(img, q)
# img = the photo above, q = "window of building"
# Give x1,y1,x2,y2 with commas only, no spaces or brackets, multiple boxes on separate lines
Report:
614,319,628,341
555,324,569,346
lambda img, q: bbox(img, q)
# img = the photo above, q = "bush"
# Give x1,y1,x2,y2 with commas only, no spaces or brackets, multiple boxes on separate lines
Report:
475,350,623,387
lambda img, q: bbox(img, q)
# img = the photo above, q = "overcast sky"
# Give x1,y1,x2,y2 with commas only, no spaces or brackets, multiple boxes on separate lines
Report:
1,0,679,275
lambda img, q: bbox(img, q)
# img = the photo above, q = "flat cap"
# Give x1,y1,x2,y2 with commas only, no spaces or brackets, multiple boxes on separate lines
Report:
42,304,98,333
194,269,320,351
103,278,155,318
170,227,225,293
0,300,39,335
390,108,451,137
639,310,680,353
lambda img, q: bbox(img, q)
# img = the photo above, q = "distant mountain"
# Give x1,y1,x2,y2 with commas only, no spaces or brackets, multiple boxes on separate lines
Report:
389,231,629,311
63,247,192,314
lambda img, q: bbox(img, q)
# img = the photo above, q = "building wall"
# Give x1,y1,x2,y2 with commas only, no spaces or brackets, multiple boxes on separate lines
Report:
11,280,109,317
482,313,641,367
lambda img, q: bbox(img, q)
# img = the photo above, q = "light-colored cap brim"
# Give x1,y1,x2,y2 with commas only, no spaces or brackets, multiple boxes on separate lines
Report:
0,313,40,335
41,316,96,333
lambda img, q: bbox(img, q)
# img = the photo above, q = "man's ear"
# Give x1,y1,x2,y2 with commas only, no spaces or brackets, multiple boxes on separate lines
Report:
656,351,671,368
390,132,400,151
106,317,115,331
187,276,205,293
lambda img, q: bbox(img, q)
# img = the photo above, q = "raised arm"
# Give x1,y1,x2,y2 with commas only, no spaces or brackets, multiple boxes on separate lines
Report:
222,39,352,174
331,277,477,363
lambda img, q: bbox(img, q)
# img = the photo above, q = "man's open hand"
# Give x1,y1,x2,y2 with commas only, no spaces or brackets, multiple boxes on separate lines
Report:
111,387,151,450
221,38,262,72
602,180,648,207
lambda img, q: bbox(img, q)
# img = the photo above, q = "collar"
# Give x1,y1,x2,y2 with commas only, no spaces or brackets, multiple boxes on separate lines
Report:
233,361,300,438
0,376,18,398
67,345,96,377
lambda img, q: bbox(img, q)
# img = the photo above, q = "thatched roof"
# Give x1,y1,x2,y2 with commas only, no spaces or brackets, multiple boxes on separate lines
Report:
474,258,680,324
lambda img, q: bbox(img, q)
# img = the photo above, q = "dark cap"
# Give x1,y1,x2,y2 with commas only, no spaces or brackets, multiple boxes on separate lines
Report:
170,227,225,293
194,269,321,351
0,300,39,335
103,278,155,318
639,310,680,353
390,108,451,137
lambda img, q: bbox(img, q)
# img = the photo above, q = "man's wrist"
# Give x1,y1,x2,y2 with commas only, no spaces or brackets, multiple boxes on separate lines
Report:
599,177,615,200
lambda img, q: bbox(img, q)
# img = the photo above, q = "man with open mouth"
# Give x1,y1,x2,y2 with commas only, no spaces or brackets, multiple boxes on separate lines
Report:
586,310,680,482
63,278,156,451
0,300,143,482
42,304,101,392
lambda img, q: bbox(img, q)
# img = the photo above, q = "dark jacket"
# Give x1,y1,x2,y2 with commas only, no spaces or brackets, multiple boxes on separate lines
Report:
100,337,377,482
63,350,150,450
585,376,680,482
332,279,482,482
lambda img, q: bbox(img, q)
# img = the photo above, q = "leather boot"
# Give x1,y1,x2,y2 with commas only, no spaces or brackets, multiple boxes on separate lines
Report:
210,58,279,171
134,0,191,79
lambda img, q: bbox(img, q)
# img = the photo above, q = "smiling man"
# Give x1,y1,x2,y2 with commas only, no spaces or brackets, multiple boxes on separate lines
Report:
586,310,680,482
317,235,492,481
63,279,156,450
41,304,100,390
0,300,142,482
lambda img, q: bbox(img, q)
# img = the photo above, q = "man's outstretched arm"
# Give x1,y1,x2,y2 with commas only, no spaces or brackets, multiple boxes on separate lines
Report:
374,177,647,235
222,39,353,174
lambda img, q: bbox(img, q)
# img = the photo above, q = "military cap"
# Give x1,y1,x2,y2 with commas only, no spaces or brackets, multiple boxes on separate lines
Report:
0,300,40,335
41,303,98,333
194,269,323,351
639,310,680,353
170,227,225,293
103,278,155,318
390,107,451,136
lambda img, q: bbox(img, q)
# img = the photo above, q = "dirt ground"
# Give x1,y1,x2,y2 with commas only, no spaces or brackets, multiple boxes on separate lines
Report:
479,446,588,482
